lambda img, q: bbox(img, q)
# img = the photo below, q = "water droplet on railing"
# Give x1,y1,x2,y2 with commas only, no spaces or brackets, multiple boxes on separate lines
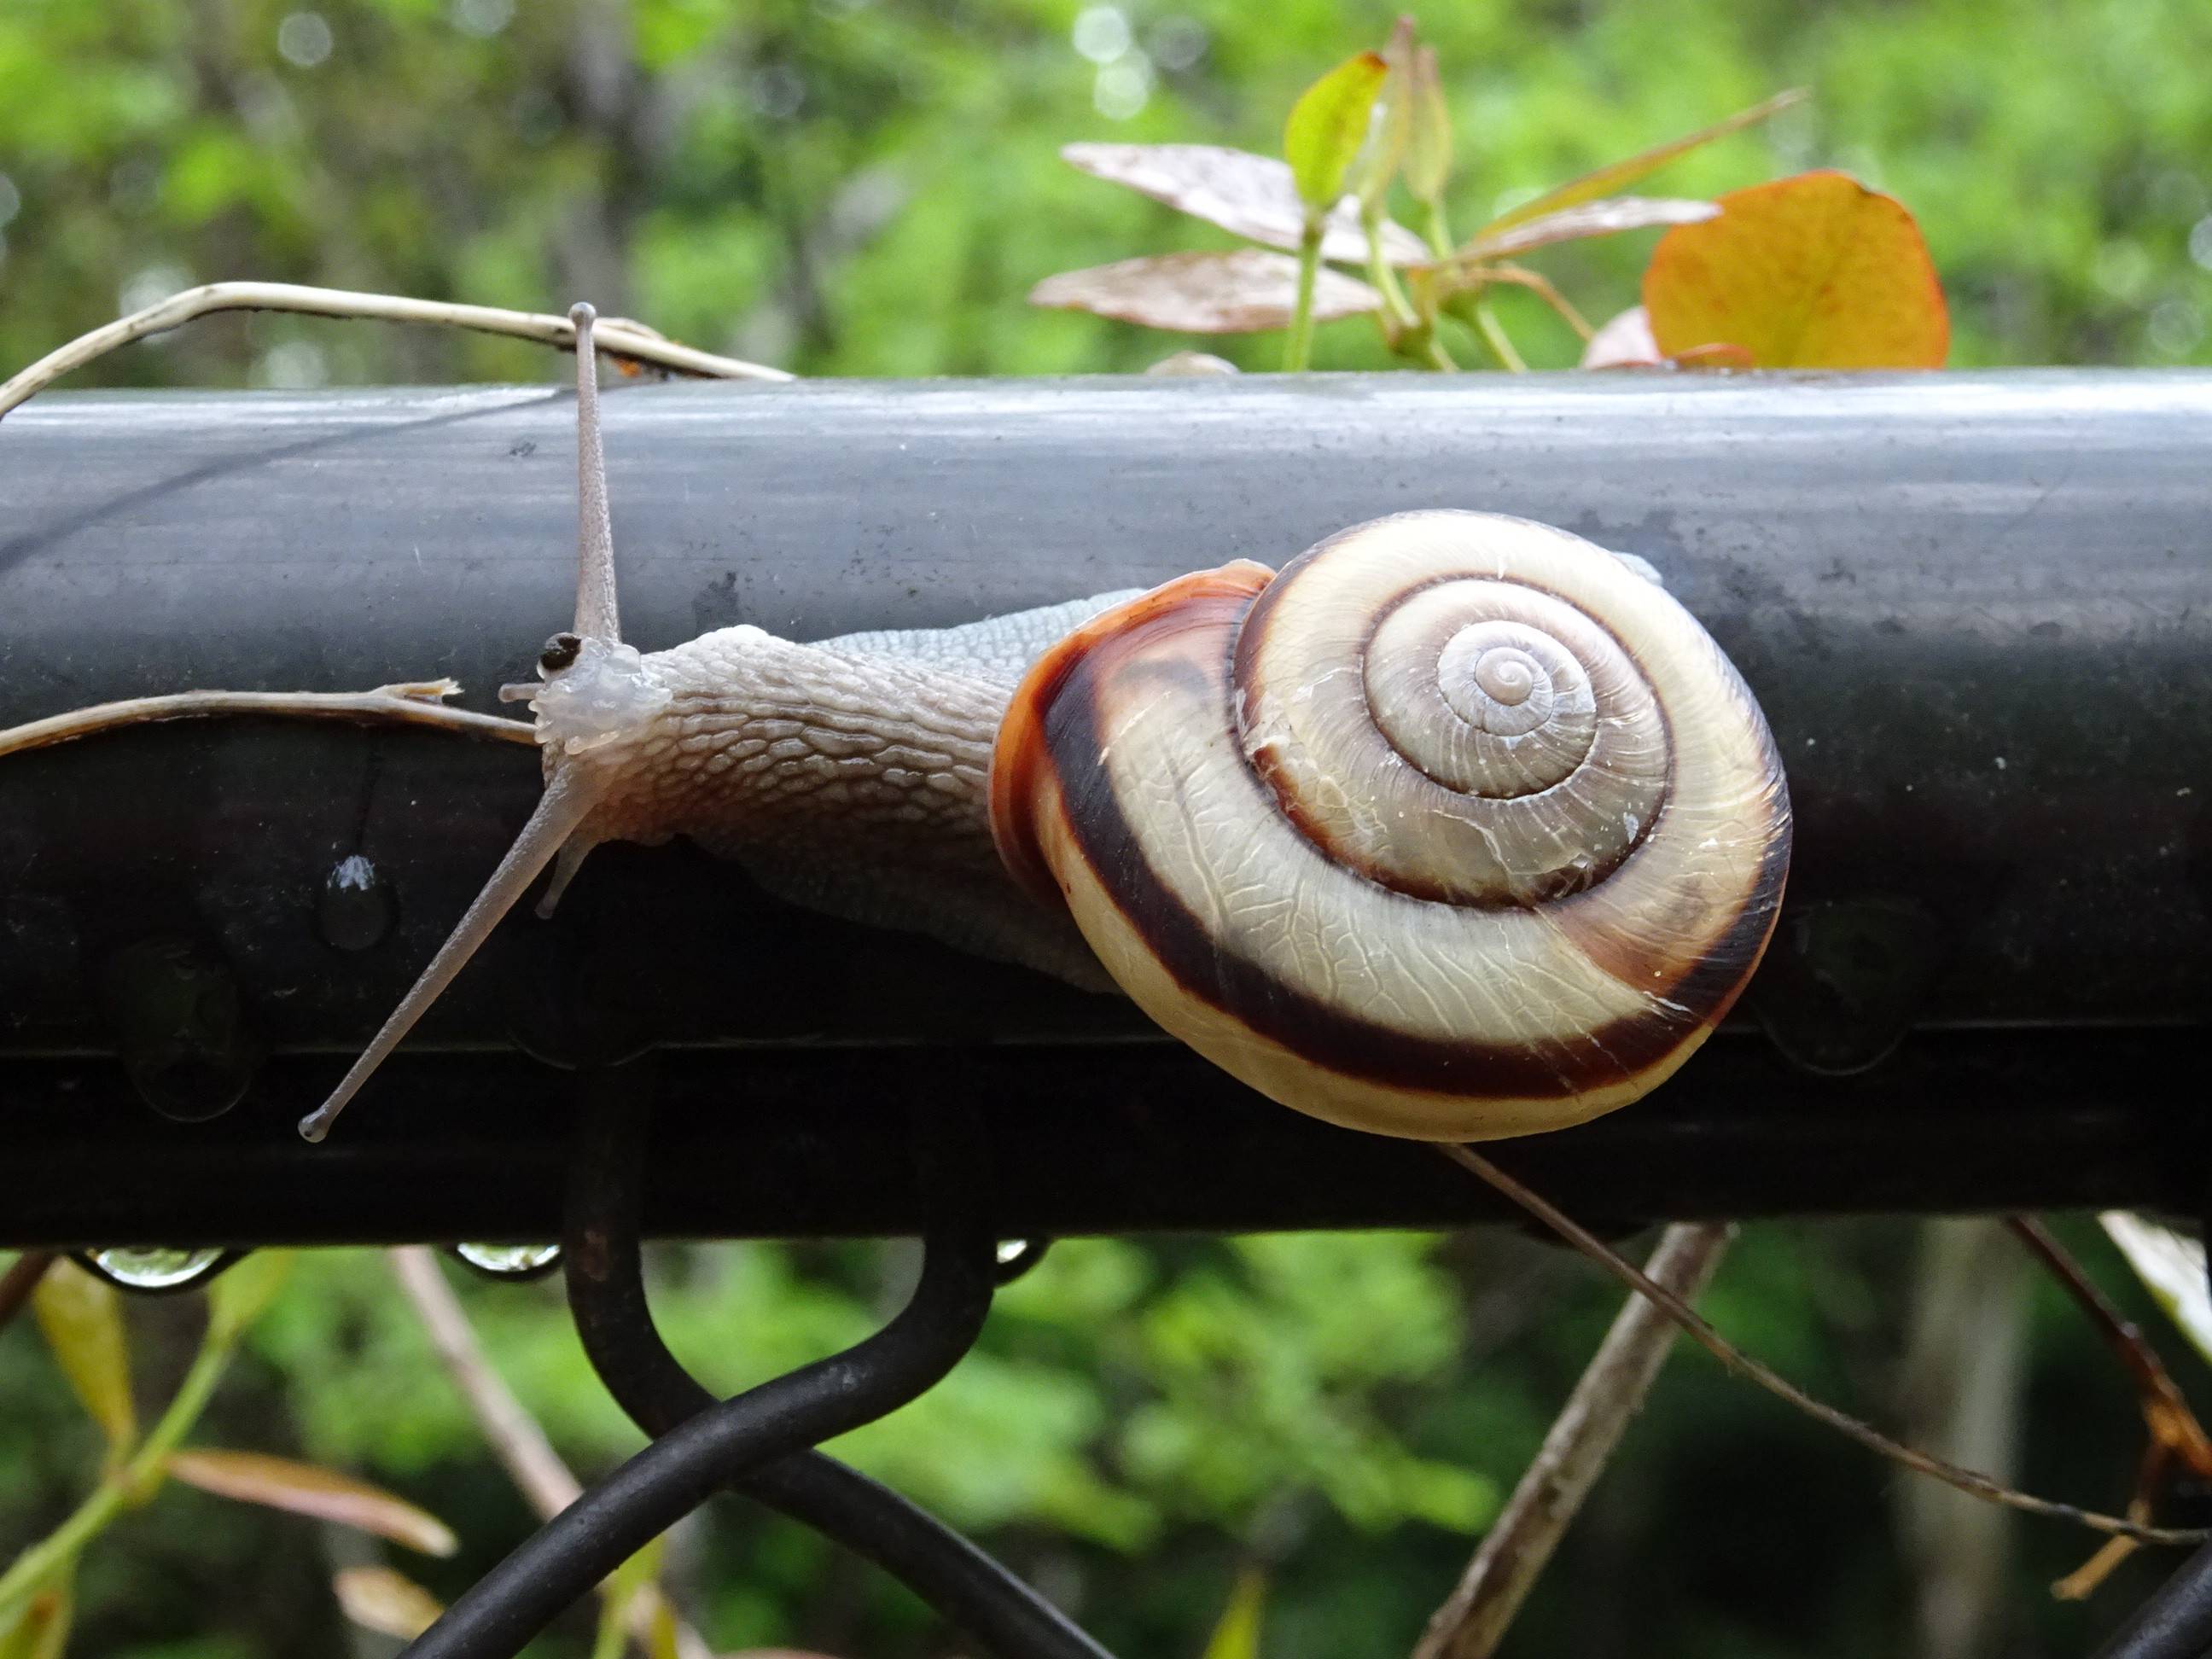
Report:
81,1245,229,1291
451,1242,562,1279
318,854,396,952
992,1238,1051,1284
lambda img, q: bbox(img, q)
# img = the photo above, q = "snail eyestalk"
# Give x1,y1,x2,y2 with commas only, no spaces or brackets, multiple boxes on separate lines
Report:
297,768,606,1142
570,303,621,643
299,299,639,1143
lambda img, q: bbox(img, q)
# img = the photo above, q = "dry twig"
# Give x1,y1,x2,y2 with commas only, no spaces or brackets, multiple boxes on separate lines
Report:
1441,1145,2209,1548
0,682,535,761
1414,1221,1732,1659
0,282,789,421
387,1248,710,1659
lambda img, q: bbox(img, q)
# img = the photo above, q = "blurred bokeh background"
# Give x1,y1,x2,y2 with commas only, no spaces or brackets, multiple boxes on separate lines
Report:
4,1,2212,1656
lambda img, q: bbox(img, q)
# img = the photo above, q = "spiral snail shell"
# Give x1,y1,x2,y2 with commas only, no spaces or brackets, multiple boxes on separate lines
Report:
990,510,1792,1142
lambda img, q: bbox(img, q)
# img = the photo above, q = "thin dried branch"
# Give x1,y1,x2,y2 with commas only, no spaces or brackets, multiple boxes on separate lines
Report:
0,1252,59,1336
0,682,535,761
2010,1216,2212,1478
1415,1221,1732,1659
1441,1146,2208,1547
0,282,790,421
387,1248,579,1519
387,1249,710,1659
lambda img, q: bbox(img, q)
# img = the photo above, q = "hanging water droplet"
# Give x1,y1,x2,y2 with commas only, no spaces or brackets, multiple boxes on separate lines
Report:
81,1245,229,1292
318,853,396,952
992,1237,1051,1284
451,1241,562,1279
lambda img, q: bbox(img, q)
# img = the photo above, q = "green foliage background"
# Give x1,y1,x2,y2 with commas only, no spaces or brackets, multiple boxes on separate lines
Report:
3,1,2210,1655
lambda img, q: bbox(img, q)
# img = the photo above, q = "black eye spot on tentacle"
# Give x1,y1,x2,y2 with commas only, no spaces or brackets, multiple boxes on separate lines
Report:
540,632,582,672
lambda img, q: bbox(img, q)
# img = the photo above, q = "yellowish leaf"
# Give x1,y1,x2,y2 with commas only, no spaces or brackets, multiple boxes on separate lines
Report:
1284,52,1389,211
32,1260,135,1465
1643,171,1948,368
0,1576,72,1659
167,1449,458,1556
1200,1568,1266,1659
334,1567,444,1641
206,1249,294,1343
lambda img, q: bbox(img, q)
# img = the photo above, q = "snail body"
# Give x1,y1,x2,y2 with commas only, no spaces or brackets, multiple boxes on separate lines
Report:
296,307,1791,1143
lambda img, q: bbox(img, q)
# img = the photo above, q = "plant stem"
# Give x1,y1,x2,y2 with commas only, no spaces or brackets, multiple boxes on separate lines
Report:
1441,1145,2207,1547
1422,200,1455,260
1467,294,1527,373
1283,220,1323,372
0,1323,236,1622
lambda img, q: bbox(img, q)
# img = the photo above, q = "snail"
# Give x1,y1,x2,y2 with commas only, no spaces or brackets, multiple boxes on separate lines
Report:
1,300,1789,1144
287,306,1790,1143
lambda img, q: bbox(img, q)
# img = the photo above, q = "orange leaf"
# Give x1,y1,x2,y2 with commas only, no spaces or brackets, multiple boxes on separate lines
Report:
166,1449,458,1556
1642,170,1948,369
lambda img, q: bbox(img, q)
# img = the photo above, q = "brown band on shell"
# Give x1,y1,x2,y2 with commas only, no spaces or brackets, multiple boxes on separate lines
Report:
1037,621,1788,1103
991,560,1275,907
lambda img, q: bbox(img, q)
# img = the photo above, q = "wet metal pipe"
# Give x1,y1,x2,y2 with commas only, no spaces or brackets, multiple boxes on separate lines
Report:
1,373,2208,1243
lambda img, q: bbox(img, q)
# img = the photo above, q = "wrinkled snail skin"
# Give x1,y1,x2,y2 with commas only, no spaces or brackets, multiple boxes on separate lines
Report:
526,605,1131,990
990,510,1793,1143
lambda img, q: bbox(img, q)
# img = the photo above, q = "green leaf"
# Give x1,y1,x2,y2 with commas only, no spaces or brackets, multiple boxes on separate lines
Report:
592,1538,667,1659
1283,52,1388,212
32,1260,136,1466
206,1249,294,1344
167,1448,459,1556
1475,87,1807,237
1348,20,1416,215
1402,44,1452,208
1199,1568,1266,1659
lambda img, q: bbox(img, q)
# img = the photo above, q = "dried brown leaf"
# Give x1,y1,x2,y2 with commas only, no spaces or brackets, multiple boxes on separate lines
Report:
334,1567,444,1641
1458,197,1719,262
1029,251,1382,335
1580,306,1662,368
168,1449,459,1556
1062,143,1429,265
1476,88,1807,236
